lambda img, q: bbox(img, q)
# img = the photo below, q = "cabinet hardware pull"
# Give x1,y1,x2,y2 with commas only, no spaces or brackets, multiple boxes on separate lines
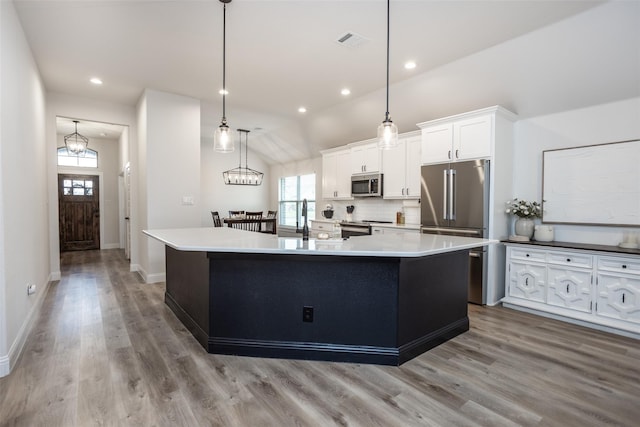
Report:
566,258,571,262
526,254,530,257
448,150,451,159
566,284,570,293
406,188,409,195
622,293,625,304
525,277,529,287
622,265,627,269
455,149,459,158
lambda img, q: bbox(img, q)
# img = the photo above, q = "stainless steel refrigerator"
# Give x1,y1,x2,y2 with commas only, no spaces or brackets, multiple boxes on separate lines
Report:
420,159,489,304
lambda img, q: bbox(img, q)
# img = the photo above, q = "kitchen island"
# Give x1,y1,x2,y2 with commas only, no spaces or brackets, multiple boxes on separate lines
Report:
144,227,495,365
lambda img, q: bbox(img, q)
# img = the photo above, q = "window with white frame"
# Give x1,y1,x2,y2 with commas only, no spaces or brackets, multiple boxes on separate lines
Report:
278,174,315,227
57,147,98,168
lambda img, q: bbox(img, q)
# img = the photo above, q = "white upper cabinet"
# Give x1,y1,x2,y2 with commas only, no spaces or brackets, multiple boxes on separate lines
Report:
419,109,498,165
350,142,380,174
382,134,421,199
322,148,353,200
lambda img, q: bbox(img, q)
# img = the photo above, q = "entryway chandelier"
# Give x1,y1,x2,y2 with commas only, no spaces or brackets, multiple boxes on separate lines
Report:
223,129,264,185
214,0,234,153
65,120,89,156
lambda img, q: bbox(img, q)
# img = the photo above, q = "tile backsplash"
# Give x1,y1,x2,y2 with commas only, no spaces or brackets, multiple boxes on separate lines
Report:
320,198,421,224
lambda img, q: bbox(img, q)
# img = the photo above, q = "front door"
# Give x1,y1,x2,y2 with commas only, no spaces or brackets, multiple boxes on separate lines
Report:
58,174,100,251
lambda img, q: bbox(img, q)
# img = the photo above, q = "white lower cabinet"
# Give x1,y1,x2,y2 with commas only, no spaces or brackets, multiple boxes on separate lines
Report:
596,256,640,325
509,260,546,302
547,265,592,313
504,244,640,337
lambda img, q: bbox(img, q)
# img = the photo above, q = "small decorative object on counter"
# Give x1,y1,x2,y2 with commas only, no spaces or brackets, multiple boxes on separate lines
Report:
506,198,542,240
396,211,405,224
322,204,334,219
534,225,554,242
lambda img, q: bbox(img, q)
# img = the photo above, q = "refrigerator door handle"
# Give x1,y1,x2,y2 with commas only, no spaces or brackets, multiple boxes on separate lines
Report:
449,169,456,220
443,169,449,220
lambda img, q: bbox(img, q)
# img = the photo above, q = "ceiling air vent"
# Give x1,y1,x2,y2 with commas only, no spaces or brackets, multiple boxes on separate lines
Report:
335,31,369,48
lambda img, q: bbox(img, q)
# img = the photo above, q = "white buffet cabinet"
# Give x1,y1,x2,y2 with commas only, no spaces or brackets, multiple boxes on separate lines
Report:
503,242,640,338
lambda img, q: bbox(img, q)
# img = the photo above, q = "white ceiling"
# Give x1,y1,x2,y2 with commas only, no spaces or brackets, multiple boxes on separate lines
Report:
14,0,640,164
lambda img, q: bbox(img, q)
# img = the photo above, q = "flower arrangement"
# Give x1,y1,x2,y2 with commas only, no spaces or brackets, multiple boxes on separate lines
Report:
505,198,542,219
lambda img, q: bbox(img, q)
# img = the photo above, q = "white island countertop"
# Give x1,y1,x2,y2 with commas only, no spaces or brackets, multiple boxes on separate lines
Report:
144,227,496,258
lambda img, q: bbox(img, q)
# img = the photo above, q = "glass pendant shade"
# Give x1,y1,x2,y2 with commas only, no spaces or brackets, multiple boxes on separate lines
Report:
214,122,234,153
64,121,89,157
378,117,398,150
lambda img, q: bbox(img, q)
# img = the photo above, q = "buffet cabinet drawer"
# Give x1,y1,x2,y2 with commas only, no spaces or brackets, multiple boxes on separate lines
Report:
598,256,640,275
547,252,593,269
509,248,546,263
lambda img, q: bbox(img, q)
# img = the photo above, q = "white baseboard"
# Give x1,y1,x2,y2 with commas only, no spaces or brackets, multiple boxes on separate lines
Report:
49,271,61,282
0,354,9,377
101,243,120,250
134,264,165,284
1,279,51,378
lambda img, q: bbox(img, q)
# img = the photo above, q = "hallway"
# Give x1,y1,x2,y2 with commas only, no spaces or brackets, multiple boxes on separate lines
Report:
0,249,639,426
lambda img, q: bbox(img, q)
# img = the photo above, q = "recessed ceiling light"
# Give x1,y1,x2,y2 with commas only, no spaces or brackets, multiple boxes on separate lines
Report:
341,88,351,96
404,61,417,70
298,107,307,113
219,89,229,95
90,77,103,85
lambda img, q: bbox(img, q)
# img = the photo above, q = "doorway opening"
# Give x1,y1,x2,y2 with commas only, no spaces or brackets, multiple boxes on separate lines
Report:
58,174,100,251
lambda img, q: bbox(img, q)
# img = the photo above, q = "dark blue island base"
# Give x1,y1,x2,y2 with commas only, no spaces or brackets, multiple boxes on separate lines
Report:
164,246,470,365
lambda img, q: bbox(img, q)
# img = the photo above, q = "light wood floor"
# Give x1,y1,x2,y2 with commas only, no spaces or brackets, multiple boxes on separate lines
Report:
1,249,639,426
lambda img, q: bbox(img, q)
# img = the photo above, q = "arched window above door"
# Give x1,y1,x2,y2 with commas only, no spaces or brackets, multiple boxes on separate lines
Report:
57,146,98,168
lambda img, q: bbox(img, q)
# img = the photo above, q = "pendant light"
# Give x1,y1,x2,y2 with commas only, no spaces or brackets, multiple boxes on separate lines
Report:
214,0,234,153
222,129,264,185
64,120,89,156
377,0,399,150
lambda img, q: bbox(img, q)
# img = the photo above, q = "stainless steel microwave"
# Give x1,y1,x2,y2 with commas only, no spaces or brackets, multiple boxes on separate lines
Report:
351,173,383,197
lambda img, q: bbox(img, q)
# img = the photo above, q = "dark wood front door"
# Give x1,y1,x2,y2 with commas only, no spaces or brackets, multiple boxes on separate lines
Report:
58,174,100,251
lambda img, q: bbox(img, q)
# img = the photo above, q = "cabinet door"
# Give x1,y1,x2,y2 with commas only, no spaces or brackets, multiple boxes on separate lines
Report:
547,266,593,313
509,261,546,302
351,143,380,174
404,136,422,198
596,272,640,324
335,150,353,199
382,141,406,198
454,114,492,161
322,152,338,199
421,123,453,164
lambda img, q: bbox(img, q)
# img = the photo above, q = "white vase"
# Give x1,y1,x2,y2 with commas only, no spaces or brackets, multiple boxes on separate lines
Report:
515,217,535,238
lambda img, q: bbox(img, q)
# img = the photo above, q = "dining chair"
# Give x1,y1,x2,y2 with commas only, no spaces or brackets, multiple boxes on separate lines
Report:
229,210,244,217
211,211,222,227
261,210,277,234
244,211,263,232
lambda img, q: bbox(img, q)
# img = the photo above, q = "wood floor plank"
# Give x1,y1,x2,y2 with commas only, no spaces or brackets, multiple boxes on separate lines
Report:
1,249,639,426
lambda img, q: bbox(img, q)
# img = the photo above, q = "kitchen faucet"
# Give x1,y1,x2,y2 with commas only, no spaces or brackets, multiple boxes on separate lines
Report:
296,198,309,241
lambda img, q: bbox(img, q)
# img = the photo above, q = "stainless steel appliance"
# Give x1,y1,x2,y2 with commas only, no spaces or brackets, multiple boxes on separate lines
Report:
420,159,489,304
340,222,372,238
351,173,383,197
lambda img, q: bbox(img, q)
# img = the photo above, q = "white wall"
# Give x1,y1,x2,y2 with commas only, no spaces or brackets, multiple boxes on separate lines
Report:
137,90,201,282
0,1,49,377
513,97,640,245
202,137,271,226
56,134,121,248
46,93,136,279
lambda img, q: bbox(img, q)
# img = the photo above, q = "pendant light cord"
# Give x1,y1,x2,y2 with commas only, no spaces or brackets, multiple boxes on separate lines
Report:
221,1,227,122
385,0,390,122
